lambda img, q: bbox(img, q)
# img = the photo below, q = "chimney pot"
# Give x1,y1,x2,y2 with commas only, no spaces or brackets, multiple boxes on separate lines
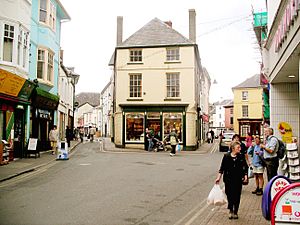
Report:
189,9,196,43
164,21,172,28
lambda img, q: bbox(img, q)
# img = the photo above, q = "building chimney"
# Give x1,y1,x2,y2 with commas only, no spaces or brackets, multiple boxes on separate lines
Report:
60,49,64,63
116,16,123,46
164,21,172,28
189,9,196,43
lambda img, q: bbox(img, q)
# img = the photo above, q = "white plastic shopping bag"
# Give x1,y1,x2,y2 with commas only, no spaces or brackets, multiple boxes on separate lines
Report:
207,184,227,206
248,167,254,179
176,144,181,152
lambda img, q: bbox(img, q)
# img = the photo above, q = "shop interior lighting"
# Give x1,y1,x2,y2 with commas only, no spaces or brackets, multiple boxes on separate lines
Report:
288,75,296,78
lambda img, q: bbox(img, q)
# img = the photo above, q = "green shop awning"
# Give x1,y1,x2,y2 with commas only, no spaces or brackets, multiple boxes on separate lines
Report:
33,87,59,110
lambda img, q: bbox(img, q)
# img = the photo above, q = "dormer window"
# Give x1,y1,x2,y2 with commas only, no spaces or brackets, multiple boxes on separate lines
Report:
129,49,142,62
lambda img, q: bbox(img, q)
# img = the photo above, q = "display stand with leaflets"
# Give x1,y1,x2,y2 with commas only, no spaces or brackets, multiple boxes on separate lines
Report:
262,175,291,220
271,182,300,225
286,143,300,181
56,141,69,160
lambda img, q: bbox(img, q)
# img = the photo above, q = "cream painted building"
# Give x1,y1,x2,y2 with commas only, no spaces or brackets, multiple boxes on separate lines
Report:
232,74,264,138
110,10,209,150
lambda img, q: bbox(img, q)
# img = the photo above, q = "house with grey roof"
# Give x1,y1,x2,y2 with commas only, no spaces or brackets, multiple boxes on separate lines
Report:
74,92,100,130
110,9,211,150
232,74,265,138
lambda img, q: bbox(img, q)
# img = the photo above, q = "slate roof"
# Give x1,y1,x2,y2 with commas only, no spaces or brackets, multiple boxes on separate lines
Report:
232,74,262,89
75,92,100,107
117,18,194,48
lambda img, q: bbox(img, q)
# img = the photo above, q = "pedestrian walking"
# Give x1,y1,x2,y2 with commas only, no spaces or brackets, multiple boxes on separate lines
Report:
210,129,215,143
207,131,212,143
215,141,249,220
166,128,178,156
79,127,84,142
232,134,250,165
49,125,58,155
247,136,265,195
260,127,279,181
146,128,154,151
66,126,73,148
89,126,96,142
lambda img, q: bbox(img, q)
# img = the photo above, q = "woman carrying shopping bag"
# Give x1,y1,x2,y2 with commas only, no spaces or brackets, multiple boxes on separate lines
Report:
215,141,248,220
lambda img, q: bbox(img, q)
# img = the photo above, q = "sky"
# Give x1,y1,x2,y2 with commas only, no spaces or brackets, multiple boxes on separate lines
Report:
59,0,266,103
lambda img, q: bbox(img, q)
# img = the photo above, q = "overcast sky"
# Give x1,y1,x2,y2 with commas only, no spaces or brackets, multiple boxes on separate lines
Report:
60,0,266,103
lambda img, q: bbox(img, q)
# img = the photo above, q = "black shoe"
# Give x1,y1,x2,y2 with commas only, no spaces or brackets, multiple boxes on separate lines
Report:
233,214,238,219
256,189,263,196
252,187,259,194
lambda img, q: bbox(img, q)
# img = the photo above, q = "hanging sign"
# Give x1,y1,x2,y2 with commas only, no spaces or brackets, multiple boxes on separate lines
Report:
278,122,293,143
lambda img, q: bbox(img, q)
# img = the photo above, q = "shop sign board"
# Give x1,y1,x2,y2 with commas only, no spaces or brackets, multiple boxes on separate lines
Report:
271,183,300,225
28,138,37,151
0,69,26,97
270,177,291,199
278,122,293,143
275,0,300,52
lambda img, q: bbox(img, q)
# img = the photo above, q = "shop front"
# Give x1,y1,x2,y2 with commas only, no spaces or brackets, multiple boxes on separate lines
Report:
119,106,187,150
31,87,59,151
0,69,35,159
237,118,263,138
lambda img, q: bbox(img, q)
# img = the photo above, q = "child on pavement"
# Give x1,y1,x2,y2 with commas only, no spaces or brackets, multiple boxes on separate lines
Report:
247,136,265,196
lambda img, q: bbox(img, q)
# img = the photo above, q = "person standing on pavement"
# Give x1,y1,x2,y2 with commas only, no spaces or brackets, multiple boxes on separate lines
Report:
89,126,96,142
246,132,253,148
66,126,73,148
232,134,250,165
49,125,58,155
168,128,178,156
260,127,279,181
215,141,249,220
210,130,215,143
79,127,84,142
247,136,265,195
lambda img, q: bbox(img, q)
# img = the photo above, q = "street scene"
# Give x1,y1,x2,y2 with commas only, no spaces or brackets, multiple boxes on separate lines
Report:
0,0,300,225
0,140,268,225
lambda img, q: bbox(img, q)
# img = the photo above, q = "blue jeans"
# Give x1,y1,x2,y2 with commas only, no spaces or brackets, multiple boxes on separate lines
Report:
148,139,154,151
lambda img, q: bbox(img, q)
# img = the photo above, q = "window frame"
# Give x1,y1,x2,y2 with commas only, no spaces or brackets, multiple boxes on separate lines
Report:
242,105,249,117
129,73,142,98
3,23,15,63
39,0,56,32
166,47,180,61
242,91,248,101
36,47,55,84
166,73,180,98
129,49,142,62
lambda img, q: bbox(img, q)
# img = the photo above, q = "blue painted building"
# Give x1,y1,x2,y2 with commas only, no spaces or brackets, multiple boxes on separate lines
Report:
29,0,70,150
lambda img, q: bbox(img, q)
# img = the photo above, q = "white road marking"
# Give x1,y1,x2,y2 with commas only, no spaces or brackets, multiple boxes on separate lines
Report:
79,163,91,166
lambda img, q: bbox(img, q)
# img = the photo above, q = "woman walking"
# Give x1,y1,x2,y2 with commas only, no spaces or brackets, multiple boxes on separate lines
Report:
247,136,265,195
215,141,248,219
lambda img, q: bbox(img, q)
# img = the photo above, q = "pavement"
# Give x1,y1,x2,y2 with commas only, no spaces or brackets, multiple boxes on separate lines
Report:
0,138,270,225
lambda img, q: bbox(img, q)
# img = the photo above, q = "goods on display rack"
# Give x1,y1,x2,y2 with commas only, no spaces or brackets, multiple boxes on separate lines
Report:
286,143,300,181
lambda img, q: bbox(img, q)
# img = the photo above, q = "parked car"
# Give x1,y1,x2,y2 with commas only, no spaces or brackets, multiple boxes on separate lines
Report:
219,132,235,152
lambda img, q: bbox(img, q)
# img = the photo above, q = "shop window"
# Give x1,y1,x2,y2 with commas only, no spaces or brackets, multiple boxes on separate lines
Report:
241,125,250,137
163,113,182,141
126,113,144,142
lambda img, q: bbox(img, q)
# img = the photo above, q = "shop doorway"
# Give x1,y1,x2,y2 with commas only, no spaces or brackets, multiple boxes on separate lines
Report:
14,109,25,158
147,112,161,140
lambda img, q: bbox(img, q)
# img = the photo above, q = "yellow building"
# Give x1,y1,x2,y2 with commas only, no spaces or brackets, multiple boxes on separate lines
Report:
109,10,210,150
232,74,264,138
